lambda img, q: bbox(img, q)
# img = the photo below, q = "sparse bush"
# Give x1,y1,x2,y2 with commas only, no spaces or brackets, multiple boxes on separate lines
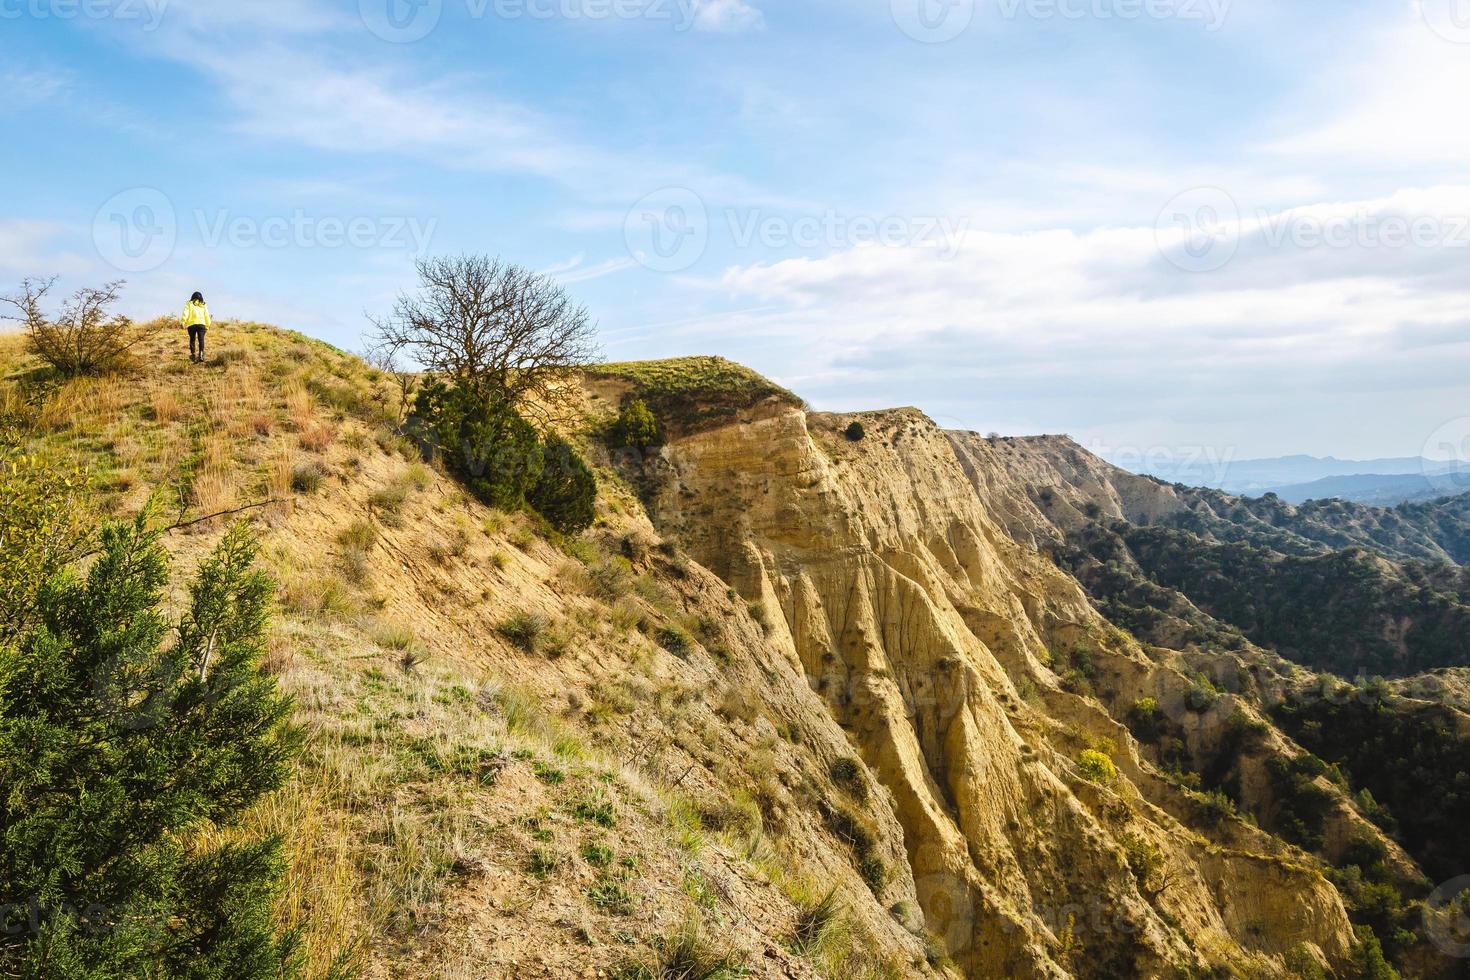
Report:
588,557,634,601
844,420,865,442
291,460,327,493
793,889,842,953
829,757,869,803
2,277,140,377
498,612,547,653
1128,696,1161,740
528,847,558,879
611,397,660,450
822,803,885,896
371,254,597,421
586,875,634,914
616,917,743,979
656,624,693,659
1077,748,1117,784
298,421,337,453
339,519,377,553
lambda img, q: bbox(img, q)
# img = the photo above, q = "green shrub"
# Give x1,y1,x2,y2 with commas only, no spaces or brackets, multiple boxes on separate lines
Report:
656,625,693,659
571,794,617,828
291,460,327,493
1128,696,1161,740
1284,943,1327,980
792,889,842,953
0,515,300,977
1347,925,1399,980
498,612,547,653
611,398,660,450
410,379,543,511
1120,833,1165,895
844,420,865,442
1185,680,1220,712
829,757,868,802
0,440,87,637
581,842,614,868
528,435,597,534
1077,748,1117,784
1195,788,1238,827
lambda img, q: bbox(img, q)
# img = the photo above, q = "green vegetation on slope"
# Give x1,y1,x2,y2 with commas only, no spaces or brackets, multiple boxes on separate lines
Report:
587,357,801,436
0,513,300,978
1064,520,1470,676
1274,688,1470,883
1158,483,1470,565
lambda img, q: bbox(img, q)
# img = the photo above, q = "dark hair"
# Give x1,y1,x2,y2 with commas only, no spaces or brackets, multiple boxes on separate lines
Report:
190,291,205,303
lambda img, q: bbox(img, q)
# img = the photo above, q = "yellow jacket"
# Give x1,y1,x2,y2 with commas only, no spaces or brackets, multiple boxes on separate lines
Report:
181,300,211,328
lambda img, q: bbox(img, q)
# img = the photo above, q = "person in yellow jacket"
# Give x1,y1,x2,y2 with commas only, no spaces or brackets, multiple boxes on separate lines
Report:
181,291,211,363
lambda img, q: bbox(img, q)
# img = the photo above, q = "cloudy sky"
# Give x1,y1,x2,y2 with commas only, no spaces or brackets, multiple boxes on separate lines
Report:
3,0,1468,463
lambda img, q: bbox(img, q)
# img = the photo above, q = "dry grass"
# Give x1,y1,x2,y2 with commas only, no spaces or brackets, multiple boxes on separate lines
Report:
248,782,364,978
150,388,184,423
285,380,314,432
299,421,338,453
37,376,124,433
191,434,238,517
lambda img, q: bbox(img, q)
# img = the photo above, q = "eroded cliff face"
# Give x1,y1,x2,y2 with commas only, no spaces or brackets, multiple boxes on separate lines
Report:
620,399,1356,978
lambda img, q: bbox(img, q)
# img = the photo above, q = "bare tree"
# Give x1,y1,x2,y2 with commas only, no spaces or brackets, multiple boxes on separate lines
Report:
363,345,419,423
369,255,599,421
1,277,141,377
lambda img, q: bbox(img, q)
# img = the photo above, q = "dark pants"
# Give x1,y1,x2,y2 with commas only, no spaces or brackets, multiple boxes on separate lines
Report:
188,325,206,359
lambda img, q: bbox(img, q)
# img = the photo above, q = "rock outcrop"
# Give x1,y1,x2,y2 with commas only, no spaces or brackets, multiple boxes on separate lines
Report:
602,392,1357,978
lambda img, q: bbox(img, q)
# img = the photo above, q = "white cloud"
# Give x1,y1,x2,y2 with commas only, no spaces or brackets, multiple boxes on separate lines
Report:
690,0,765,33
0,66,72,109
1265,10,1470,167
680,185,1470,453
541,254,638,283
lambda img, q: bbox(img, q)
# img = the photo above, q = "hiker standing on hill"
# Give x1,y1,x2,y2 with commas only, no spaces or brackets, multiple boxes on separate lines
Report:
182,291,211,363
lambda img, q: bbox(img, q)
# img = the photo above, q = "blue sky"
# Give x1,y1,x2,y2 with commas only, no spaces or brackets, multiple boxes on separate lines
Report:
3,0,1469,465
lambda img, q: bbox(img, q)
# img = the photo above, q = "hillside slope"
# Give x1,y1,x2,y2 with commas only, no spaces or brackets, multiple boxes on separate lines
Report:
7,325,1428,978
947,434,1470,677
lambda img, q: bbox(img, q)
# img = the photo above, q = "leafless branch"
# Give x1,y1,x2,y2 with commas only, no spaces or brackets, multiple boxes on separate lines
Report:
368,255,600,426
2,277,142,377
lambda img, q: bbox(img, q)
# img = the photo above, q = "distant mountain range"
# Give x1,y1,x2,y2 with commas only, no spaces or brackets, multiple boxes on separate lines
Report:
1119,452,1470,505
